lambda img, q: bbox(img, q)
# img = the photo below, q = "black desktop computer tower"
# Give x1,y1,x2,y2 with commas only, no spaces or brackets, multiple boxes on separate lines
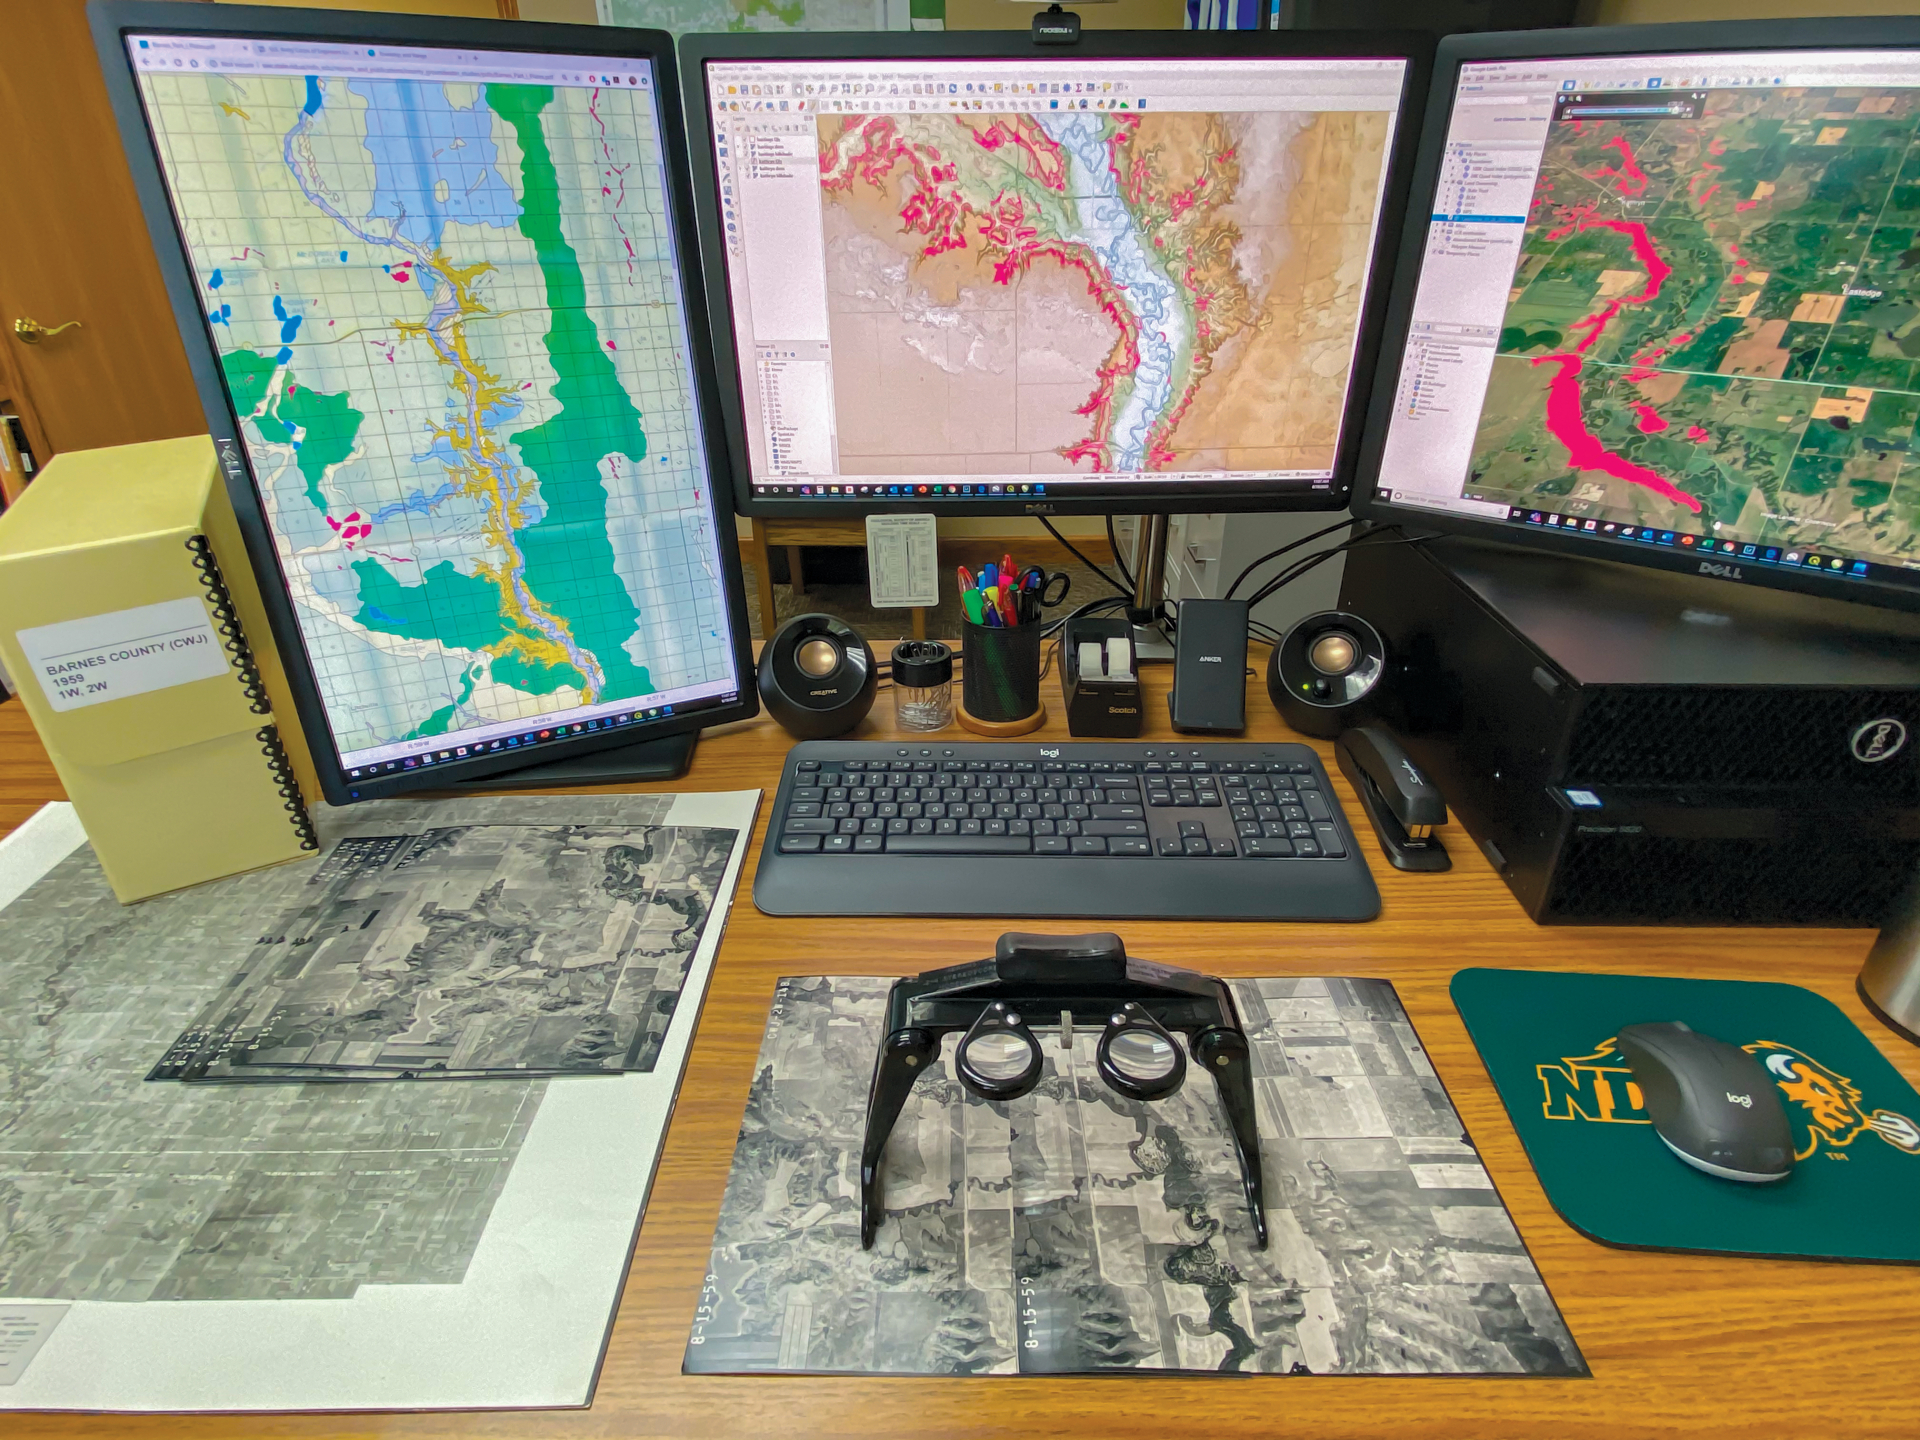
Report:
1340,536,1920,926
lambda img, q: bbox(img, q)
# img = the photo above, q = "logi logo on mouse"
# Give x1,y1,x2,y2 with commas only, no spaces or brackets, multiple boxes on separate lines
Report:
1535,1038,1920,1161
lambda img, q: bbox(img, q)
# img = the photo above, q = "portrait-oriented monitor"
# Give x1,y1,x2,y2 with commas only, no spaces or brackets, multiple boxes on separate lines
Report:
681,32,1429,517
1357,20,1920,612
91,2,757,803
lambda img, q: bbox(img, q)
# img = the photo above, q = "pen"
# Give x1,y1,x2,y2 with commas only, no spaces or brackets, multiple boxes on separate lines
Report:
957,565,975,594
961,588,985,625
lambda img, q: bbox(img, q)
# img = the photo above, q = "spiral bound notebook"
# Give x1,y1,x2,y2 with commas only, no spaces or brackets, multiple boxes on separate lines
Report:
0,434,320,900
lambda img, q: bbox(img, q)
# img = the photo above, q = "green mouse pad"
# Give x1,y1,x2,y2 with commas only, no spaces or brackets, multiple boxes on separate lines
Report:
1451,968,1920,1264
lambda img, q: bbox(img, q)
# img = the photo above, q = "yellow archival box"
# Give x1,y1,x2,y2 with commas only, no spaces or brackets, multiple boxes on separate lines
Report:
0,434,320,901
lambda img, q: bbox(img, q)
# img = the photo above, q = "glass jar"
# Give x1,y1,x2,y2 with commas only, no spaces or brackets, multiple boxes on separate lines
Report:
891,639,955,732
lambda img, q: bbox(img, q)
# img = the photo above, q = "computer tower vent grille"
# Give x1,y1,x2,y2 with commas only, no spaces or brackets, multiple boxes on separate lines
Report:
1566,689,1920,796
1544,833,1918,926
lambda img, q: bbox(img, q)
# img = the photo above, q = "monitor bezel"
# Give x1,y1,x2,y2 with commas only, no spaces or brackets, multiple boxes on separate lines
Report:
88,0,762,805
1351,17,1920,617
679,27,1434,520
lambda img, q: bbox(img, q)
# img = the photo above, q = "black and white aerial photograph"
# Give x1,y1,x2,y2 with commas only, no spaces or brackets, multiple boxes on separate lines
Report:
687,975,1585,1378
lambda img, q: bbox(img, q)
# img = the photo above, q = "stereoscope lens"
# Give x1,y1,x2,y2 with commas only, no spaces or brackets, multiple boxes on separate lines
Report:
962,1030,1035,1083
1105,1029,1178,1083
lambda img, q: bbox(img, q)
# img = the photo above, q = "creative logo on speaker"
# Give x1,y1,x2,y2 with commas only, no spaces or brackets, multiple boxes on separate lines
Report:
1698,561,1744,580
1851,717,1907,764
1536,1037,1920,1162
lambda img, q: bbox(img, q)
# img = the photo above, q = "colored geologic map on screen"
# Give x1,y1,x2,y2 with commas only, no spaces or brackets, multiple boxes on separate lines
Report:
136,71,732,758
817,108,1389,478
1470,87,1920,565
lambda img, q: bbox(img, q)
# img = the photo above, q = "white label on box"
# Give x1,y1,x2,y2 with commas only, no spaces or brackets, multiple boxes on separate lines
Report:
865,512,938,609
0,1304,68,1384
16,597,231,712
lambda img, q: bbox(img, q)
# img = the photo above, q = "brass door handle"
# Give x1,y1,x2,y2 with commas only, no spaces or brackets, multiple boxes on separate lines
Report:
13,316,83,345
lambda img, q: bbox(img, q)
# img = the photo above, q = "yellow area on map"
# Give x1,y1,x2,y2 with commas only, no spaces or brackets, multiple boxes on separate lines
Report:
399,250,593,694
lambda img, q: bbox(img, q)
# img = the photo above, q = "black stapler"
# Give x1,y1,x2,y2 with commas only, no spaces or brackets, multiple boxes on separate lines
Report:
1334,725,1450,872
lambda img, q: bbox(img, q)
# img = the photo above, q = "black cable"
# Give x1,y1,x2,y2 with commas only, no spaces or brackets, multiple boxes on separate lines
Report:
1245,545,1348,612
1037,515,1130,597
1043,592,1129,641
1223,517,1357,600
1244,527,1436,612
1106,515,1135,592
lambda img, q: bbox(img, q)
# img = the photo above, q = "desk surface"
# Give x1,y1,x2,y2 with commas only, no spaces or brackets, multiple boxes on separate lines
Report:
3,663,1917,1440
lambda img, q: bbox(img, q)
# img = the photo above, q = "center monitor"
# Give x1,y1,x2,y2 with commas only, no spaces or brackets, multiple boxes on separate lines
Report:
680,32,1430,516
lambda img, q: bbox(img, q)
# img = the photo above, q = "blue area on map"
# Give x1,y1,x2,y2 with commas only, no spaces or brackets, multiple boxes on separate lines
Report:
340,250,348,262
412,433,463,469
272,294,303,343
365,605,404,626
372,481,459,523
303,76,323,116
209,303,231,326
270,296,302,365
208,269,223,290
347,80,521,251
479,396,524,428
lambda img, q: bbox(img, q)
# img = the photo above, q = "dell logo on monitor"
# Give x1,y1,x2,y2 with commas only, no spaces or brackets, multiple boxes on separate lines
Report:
1698,561,1743,580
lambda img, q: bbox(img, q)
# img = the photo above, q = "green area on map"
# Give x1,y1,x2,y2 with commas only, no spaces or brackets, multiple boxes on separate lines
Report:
1469,87,1920,568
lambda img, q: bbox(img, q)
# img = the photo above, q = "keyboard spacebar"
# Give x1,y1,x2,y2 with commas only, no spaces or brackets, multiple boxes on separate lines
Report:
884,835,1032,855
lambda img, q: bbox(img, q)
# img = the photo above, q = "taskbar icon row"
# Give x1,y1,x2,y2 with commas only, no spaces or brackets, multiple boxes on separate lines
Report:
345,693,736,780
754,481,1048,499
1505,507,1875,579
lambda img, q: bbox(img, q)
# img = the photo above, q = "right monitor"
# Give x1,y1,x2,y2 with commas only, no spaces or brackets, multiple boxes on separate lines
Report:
1359,20,1920,611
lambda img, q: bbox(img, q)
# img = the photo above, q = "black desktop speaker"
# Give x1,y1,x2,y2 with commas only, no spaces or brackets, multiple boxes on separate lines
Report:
757,613,878,740
1267,611,1388,739
1341,536,1920,927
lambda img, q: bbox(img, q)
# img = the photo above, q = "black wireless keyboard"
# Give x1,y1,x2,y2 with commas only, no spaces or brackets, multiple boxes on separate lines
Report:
753,740,1379,920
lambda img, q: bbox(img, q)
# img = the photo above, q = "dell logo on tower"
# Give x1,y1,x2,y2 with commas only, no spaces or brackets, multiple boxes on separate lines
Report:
1851,718,1908,764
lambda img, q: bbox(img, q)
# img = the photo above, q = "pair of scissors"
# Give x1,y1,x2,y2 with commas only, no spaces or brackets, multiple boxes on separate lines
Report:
1018,566,1070,608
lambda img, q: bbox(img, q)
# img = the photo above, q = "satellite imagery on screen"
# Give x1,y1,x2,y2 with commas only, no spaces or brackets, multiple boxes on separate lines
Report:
1470,85,1920,568
816,107,1390,478
135,62,733,762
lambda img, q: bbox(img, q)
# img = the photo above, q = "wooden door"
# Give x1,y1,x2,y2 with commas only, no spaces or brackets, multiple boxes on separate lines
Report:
0,1,210,461
0,0,518,468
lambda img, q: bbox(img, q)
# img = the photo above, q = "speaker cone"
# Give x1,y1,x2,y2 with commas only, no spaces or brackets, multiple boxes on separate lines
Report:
796,637,840,678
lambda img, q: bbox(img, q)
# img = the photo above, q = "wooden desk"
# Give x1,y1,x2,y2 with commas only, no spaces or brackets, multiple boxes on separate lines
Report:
3,666,1917,1440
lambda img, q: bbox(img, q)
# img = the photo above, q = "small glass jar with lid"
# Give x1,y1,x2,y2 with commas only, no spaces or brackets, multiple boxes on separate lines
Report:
890,639,955,732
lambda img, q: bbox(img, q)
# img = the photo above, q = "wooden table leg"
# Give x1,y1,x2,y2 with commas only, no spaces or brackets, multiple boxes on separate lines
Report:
747,527,777,639
912,607,926,640
787,545,806,601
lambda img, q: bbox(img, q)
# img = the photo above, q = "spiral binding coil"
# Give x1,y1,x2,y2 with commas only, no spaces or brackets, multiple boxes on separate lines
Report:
185,535,273,715
258,724,320,852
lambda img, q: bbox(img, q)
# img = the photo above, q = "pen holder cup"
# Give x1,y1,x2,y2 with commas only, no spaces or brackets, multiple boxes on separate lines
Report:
959,618,1046,735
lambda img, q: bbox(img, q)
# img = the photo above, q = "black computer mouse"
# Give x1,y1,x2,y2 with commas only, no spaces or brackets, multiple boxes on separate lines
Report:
1615,1022,1794,1184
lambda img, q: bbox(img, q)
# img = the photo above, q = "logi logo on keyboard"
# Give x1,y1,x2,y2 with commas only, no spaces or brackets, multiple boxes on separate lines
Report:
1040,747,1060,758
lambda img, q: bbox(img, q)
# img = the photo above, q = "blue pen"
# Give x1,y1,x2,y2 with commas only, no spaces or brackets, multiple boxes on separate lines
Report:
980,562,997,591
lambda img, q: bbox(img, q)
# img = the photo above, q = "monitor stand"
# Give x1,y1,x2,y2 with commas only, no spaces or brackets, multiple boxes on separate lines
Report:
1128,514,1176,662
455,730,697,790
